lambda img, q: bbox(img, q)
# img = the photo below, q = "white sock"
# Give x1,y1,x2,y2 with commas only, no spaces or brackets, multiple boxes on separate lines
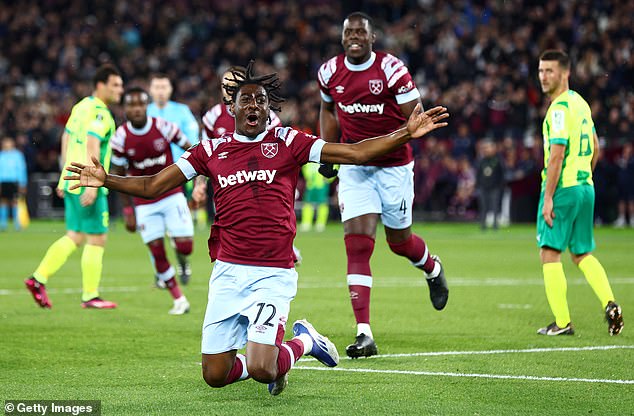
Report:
236,354,249,380
296,333,313,355
426,261,441,279
357,323,373,339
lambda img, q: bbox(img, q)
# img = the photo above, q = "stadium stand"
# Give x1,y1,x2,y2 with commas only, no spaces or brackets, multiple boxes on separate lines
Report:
0,0,632,222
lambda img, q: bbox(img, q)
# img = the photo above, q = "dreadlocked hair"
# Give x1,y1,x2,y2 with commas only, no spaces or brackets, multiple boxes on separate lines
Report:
223,60,284,112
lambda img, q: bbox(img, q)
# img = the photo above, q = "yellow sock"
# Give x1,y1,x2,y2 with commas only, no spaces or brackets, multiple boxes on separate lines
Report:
316,203,329,228
33,235,77,283
301,204,314,230
543,262,570,328
81,244,104,302
578,255,614,307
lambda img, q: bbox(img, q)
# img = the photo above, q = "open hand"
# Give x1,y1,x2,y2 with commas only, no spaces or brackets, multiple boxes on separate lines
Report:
406,104,449,139
64,156,107,190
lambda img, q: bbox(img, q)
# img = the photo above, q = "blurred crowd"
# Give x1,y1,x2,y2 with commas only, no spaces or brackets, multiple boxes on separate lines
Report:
1,0,633,223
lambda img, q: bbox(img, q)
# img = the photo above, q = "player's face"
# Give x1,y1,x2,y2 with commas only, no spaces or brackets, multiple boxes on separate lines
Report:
232,84,269,137
341,17,375,64
538,60,568,97
149,78,173,104
124,92,149,126
102,75,124,105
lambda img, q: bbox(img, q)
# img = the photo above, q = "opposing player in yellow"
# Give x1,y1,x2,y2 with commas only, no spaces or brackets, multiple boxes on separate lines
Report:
299,163,333,232
25,65,124,309
536,50,623,336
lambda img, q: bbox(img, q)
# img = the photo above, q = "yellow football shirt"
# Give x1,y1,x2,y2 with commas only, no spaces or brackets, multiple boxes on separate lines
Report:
58,96,115,194
541,89,595,190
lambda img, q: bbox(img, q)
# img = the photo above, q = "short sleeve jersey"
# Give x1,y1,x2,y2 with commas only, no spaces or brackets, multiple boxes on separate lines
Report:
58,96,116,194
318,51,421,167
542,90,595,189
176,127,325,268
110,117,186,205
202,104,282,139
147,101,199,160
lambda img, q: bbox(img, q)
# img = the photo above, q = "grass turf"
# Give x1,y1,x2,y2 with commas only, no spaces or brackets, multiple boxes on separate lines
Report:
1,221,632,415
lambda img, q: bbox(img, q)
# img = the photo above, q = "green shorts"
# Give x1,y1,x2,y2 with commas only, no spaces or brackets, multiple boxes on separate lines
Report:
536,185,595,254
303,185,330,204
64,192,109,234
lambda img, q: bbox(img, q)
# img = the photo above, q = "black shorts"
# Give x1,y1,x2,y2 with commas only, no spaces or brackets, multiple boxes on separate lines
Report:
0,182,18,199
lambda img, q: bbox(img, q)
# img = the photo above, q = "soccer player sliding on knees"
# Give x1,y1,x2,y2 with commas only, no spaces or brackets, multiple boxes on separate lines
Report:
65,61,448,396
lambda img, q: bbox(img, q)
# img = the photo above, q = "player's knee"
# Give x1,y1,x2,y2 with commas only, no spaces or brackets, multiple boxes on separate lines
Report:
148,239,167,260
387,234,417,257
201,364,228,388
174,238,193,256
344,234,375,262
246,363,276,384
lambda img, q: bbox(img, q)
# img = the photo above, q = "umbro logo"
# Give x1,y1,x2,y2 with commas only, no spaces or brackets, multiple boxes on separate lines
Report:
218,151,229,159
335,85,345,94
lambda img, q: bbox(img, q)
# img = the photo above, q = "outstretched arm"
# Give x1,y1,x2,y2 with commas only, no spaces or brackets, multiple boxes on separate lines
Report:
65,157,188,200
320,104,448,165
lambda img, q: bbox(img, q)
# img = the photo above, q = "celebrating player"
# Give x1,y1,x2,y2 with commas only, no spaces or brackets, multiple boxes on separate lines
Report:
536,50,623,336
110,87,193,315
65,62,448,395
197,66,302,263
25,65,123,309
202,66,282,140
317,12,449,357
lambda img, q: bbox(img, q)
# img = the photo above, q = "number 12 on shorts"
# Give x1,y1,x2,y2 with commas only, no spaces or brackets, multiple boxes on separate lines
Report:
254,302,277,327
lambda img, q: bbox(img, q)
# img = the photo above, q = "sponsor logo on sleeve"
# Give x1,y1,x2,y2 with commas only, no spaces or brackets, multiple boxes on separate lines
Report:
397,80,414,94
552,110,565,132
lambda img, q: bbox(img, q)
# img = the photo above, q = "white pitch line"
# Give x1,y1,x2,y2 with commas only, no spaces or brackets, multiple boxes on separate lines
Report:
497,304,532,309
0,286,143,296
343,345,634,359
297,276,634,289
293,366,634,385
2,276,634,295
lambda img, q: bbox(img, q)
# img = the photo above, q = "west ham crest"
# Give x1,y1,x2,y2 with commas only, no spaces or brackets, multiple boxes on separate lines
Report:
261,143,278,158
369,79,383,95
153,138,167,152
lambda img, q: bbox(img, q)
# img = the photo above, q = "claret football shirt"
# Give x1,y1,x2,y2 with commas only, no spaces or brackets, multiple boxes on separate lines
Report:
177,127,325,268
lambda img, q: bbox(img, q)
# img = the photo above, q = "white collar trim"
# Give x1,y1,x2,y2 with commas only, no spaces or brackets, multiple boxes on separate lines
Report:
127,118,152,136
344,52,376,71
233,130,268,143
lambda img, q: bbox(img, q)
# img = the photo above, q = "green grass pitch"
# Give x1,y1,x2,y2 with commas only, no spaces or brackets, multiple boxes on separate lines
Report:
1,221,632,415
